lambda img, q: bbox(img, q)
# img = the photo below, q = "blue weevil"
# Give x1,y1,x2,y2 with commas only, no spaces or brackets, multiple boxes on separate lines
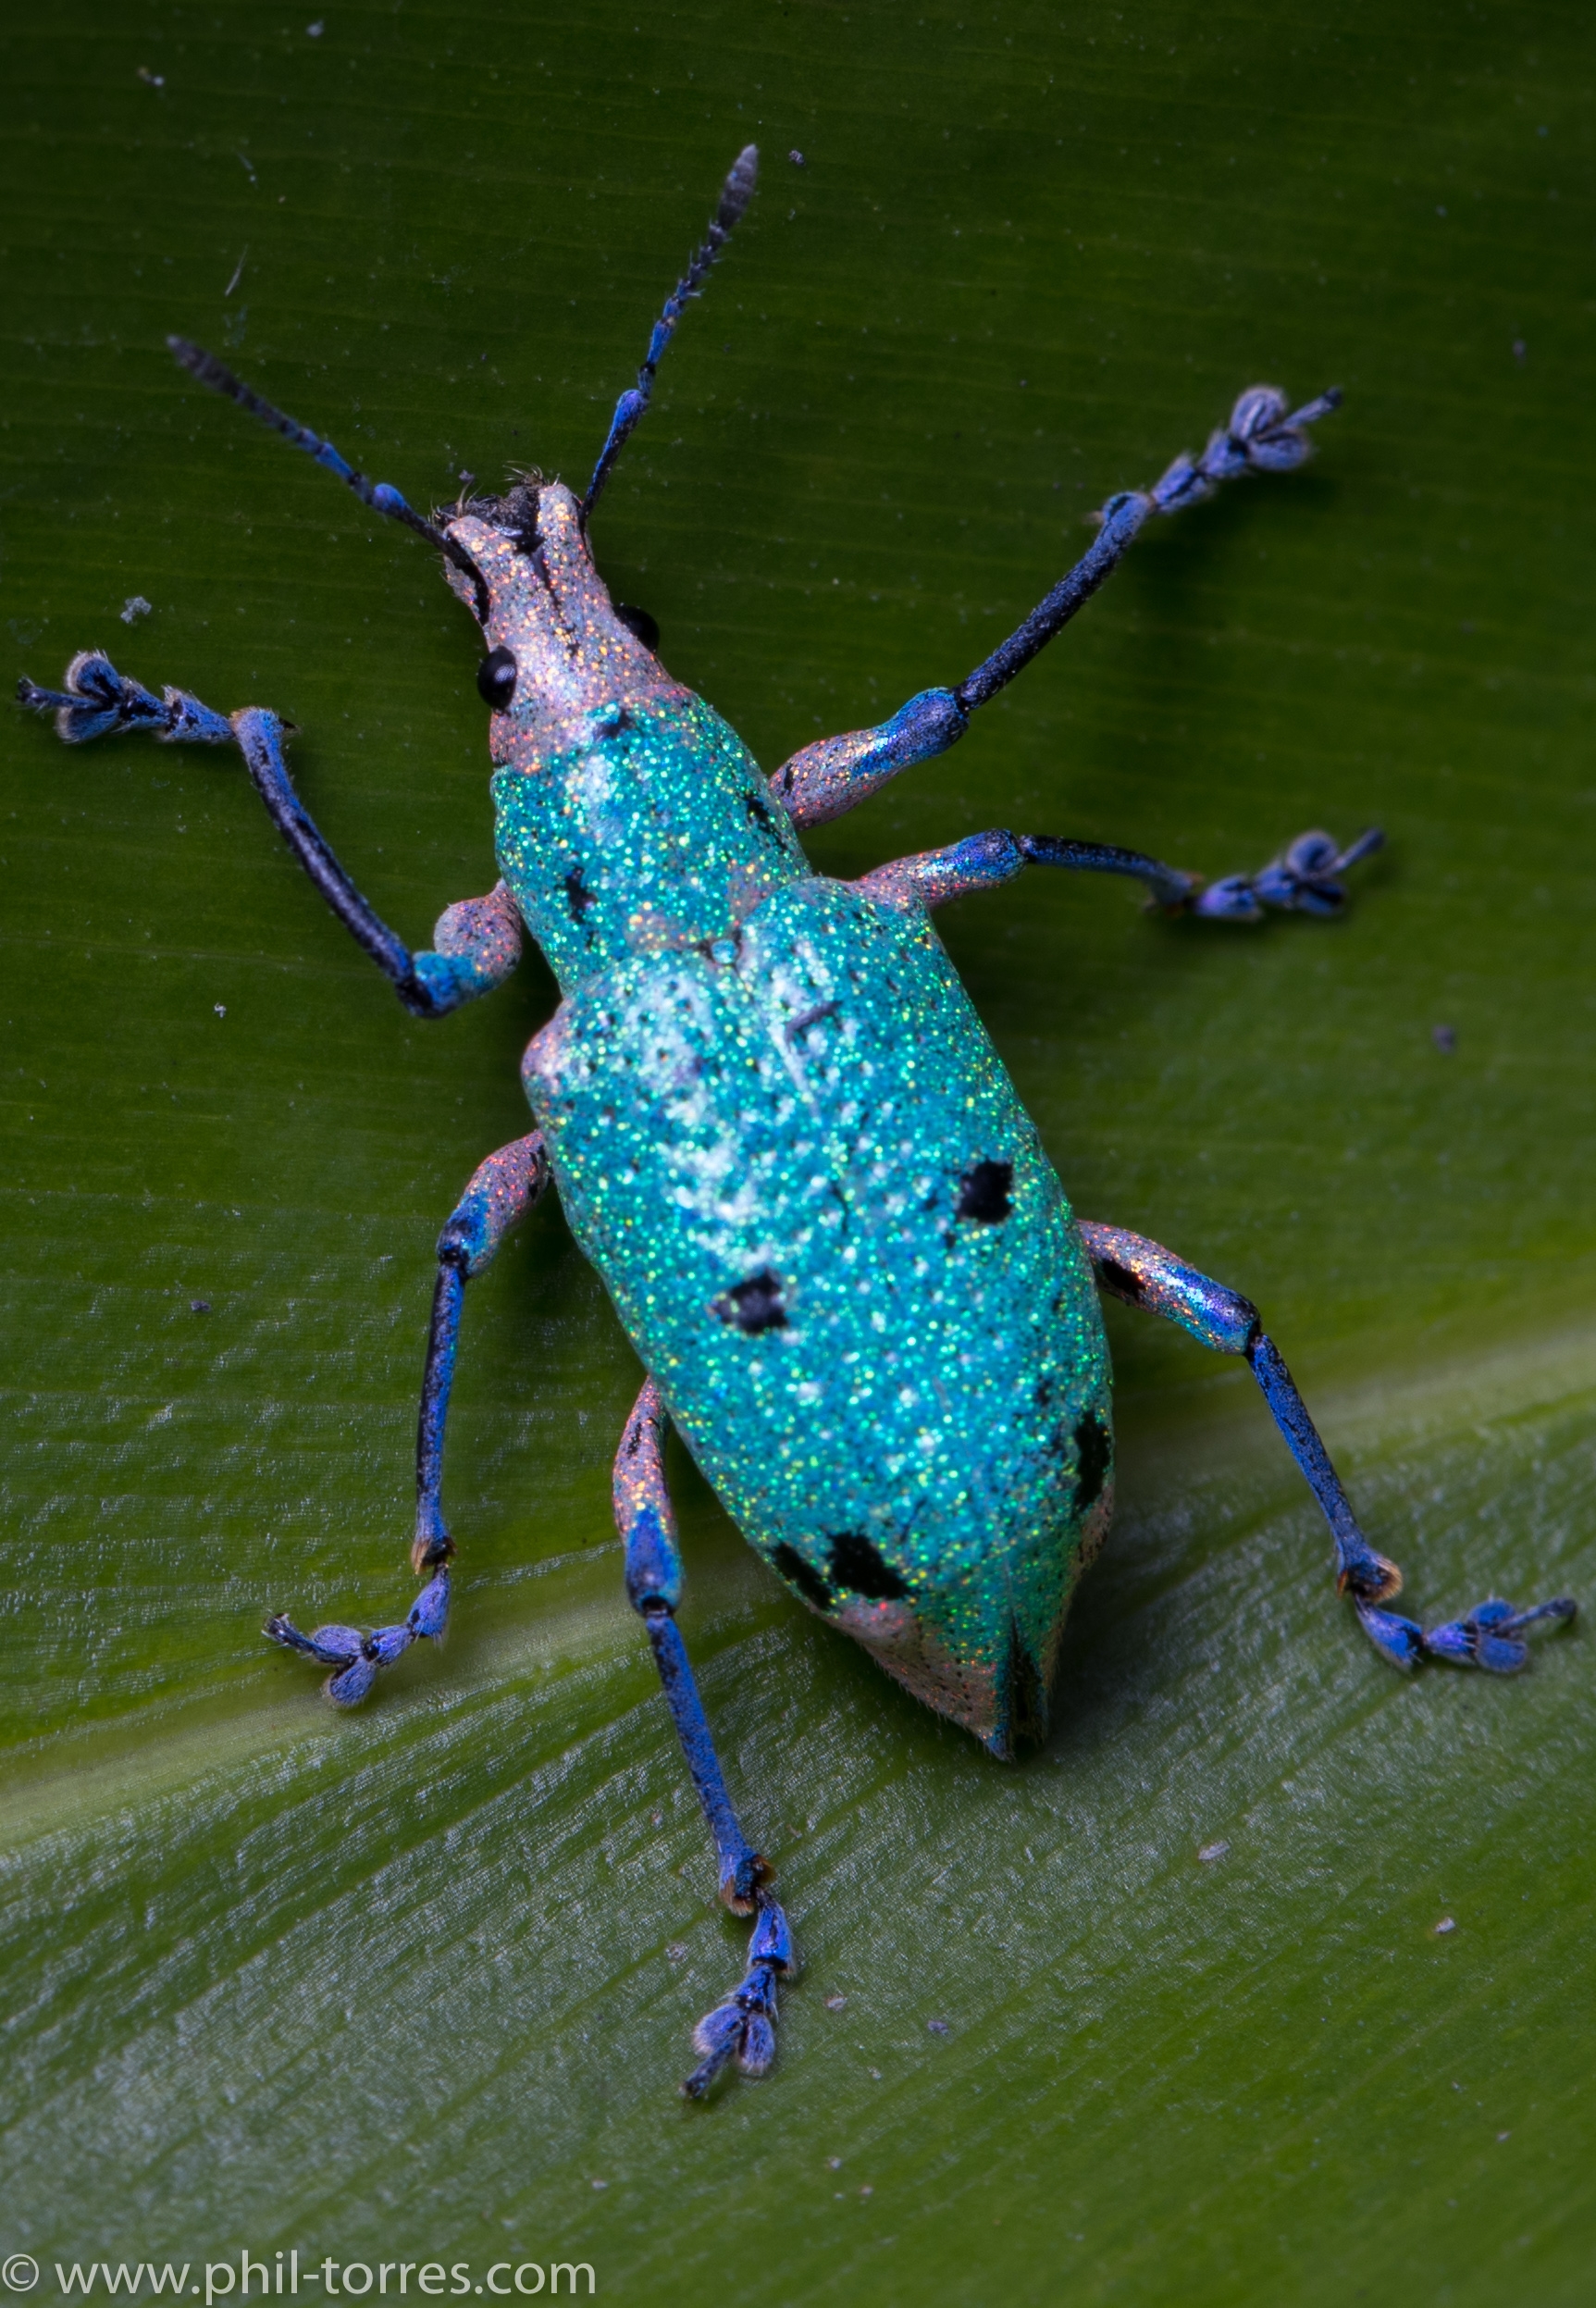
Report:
20,146,1575,2098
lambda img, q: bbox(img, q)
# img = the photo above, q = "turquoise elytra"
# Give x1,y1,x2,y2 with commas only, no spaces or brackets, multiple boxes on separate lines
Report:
446,481,1112,1756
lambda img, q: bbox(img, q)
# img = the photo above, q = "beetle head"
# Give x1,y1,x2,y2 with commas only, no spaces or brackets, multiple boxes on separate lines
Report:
439,480,682,762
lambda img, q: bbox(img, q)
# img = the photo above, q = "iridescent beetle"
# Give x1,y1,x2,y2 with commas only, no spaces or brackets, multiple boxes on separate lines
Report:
20,147,1575,2097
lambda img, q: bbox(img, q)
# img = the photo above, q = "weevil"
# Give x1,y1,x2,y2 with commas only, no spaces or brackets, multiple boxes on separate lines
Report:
20,146,1575,2098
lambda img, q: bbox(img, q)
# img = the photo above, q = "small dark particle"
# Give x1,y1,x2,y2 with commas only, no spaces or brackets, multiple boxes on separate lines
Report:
1096,1256,1144,1304
1432,1023,1456,1054
956,1159,1013,1222
665,1942,688,1963
563,865,596,921
927,2018,951,2036
614,602,660,651
1072,1411,1111,1511
773,1541,833,1610
476,645,518,709
191,1300,211,1314
827,1531,908,1600
713,1268,788,1334
788,150,807,168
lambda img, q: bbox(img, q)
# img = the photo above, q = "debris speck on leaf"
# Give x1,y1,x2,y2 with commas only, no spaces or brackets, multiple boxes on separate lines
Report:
120,596,153,625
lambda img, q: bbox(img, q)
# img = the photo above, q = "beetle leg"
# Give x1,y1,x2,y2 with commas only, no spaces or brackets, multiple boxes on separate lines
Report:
19,652,526,1015
772,383,1342,829
615,1378,797,2097
265,1133,550,1705
1078,1221,1577,1672
856,824,1382,922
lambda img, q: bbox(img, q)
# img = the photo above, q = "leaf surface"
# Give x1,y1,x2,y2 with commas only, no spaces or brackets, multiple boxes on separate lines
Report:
3,4,1593,2299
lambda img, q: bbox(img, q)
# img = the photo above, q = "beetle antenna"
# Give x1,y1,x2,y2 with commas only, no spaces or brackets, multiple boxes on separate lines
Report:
583,144,759,522
167,338,491,620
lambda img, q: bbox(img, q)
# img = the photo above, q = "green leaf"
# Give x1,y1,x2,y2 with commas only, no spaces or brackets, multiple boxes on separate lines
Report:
5,3,1593,2298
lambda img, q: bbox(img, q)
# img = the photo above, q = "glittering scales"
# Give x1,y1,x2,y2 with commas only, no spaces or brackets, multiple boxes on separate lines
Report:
448,472,1112,1756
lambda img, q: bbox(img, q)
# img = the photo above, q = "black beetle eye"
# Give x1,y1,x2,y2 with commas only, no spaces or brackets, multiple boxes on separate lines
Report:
613,602,660,651
476,645,518,709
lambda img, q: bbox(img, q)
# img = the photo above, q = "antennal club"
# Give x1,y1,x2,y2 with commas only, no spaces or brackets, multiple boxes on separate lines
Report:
583,144,759,521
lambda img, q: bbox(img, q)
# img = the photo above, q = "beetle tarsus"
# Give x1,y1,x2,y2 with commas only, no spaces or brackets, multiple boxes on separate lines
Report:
1142,383,1343,517
681,1889,794,2099
1357,1590,1576,1674
265,1568,451,1706
1189,825,1384,922
18,651,233,747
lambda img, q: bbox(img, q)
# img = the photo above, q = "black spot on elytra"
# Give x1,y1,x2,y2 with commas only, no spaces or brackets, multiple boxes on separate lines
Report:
773,1542,833,1610
563,866,596,921
1096,1257,1144,1304
613,602,660,651
712,1269,788,1334
827,1531,908,1600
1073,1411,1111,1511
956,1160,1013,1223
